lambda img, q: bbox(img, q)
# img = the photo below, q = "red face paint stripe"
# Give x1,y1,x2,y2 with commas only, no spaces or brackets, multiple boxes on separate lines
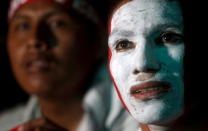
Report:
108,48,130,113
108,19,112,35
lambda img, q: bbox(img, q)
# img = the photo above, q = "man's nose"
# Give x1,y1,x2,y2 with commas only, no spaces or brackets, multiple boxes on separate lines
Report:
132,39,160,79
37,21,57,48
27,22,57,50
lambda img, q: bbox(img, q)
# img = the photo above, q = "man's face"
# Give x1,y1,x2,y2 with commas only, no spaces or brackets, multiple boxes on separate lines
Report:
7,1,97,97
109,0,184,124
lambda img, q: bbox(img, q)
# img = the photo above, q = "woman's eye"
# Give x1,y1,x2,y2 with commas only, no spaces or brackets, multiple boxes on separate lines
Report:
155,32,184,45
115,39,135,52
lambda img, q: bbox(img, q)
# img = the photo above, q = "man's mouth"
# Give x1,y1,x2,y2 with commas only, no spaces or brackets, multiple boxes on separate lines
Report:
130,81,171,100
24,55,55,73
27,59,50,72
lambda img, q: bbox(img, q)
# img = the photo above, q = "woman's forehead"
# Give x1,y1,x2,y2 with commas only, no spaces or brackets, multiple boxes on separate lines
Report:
110,0,181,19
110,0,183,27
110,0,132,15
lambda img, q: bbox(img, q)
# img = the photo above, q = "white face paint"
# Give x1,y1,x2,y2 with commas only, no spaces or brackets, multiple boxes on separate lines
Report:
109,0,184,124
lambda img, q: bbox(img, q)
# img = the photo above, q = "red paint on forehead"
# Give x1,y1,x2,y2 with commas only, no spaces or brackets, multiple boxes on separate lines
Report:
108,48,130,113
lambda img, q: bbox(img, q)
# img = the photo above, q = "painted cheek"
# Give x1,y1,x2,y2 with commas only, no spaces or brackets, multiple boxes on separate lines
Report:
108,48,130,112
164,45,184,73
168,45,185,62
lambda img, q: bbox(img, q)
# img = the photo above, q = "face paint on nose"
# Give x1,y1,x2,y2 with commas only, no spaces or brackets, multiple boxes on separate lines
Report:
131,39,160,72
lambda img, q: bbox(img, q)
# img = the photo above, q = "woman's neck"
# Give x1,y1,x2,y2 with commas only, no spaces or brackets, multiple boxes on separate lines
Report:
39,95,84,131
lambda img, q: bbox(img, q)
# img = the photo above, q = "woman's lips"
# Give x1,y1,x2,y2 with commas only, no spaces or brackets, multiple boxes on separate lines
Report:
130,81,171,100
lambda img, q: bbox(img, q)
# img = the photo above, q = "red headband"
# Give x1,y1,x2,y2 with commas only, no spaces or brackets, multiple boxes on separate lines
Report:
8,0,100,24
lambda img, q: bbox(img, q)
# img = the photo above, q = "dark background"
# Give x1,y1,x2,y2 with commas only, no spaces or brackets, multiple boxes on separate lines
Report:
0,0,29,111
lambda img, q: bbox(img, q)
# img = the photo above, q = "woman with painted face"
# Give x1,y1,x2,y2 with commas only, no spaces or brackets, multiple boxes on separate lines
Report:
0,0,112,130
108,0,207,130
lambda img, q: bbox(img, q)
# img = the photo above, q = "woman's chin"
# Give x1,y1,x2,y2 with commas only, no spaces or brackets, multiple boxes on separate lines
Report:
131,108,182,126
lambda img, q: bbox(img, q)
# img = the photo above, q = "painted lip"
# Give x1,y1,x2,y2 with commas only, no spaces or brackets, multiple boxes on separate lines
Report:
130,81,171,100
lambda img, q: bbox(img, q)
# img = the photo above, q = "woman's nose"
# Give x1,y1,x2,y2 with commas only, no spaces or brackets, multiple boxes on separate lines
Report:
132,40,160,75
27,21,57,50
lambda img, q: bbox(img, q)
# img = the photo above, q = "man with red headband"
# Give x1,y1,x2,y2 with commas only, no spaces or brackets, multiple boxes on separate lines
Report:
0,0,138,130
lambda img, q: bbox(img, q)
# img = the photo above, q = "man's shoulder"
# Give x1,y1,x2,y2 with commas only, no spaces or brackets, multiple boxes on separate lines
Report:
0,97,40,130
0,104,26,130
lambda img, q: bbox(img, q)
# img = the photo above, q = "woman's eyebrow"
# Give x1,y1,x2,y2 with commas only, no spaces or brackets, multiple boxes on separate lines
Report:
145,23,183,35
154,23,182,31
111,28,135,37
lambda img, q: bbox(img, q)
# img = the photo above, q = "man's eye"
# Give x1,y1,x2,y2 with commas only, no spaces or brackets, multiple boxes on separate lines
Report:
50,20,67,29
155,32,184,45
115,39,135,52
15,22,30,31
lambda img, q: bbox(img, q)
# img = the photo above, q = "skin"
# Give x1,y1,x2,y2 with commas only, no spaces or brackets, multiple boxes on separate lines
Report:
108,0,184,129
8,1,101,130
